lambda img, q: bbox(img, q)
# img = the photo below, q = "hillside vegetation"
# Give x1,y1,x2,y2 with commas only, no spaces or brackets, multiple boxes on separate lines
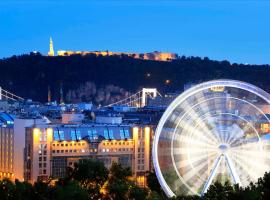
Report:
0,53,269,104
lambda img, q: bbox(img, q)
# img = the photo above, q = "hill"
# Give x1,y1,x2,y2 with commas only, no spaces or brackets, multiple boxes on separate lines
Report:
0,53,270,105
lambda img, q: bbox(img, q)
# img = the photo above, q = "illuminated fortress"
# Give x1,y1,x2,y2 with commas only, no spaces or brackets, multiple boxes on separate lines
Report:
48,37,178,61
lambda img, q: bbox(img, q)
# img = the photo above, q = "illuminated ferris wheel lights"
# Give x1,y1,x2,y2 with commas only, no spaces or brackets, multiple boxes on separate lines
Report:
153,80,270,197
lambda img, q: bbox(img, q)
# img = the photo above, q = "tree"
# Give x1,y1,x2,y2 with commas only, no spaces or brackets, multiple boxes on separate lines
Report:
147,171,162,193
68,159,109,200
107,162,132,200
14,180,35,200
53,180,88,200
0,178,16,200
128,184,148,200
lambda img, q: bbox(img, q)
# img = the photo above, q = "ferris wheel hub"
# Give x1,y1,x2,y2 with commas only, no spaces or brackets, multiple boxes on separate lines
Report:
218,144,229,153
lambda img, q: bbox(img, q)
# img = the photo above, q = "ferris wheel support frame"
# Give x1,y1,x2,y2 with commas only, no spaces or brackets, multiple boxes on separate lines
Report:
201,152,241,195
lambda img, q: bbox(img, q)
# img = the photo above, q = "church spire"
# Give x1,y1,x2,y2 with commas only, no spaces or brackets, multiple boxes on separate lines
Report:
48,37,55,56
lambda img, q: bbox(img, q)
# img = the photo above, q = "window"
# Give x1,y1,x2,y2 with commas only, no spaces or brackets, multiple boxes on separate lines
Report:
88,130,93,140
124,130,130,138
104,130,109,139
70,131,76,141
76,131,82,140
120,130,125,139
59,130,65,141
88,129,98,140
109,129,114,139
43,157,47,161
53,131,60,141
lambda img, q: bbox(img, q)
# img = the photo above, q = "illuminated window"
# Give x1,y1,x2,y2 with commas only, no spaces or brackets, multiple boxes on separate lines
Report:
109,130,114,139
124,130,130,138
88,130,93,140
59,131,65,141
70,131,76,141
76,131,82,140
104,130,109,139
53,131,60,141
120,130,125,139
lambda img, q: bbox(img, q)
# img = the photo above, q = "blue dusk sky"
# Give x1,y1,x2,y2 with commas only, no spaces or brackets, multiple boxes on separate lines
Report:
0,0,270,64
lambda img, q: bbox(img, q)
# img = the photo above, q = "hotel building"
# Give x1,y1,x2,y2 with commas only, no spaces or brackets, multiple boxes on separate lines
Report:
24,123,154,186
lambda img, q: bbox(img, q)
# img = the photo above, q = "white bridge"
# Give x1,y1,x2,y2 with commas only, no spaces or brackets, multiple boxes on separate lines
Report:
105,88,161,108
0,87,24,101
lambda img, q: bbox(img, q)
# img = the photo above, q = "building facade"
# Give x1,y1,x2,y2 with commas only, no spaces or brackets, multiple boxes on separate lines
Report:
24,124,154,186
0,127,14,180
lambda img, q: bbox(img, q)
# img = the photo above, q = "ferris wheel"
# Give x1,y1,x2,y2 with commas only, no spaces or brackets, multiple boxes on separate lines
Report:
153,80,270,197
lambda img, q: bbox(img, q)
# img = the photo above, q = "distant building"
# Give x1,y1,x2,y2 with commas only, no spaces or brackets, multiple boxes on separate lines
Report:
57,50,177,62
61,113,85,124
0,126,13,180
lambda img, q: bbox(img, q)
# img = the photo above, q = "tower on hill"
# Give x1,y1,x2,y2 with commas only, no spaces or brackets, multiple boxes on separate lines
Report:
48,37,55,56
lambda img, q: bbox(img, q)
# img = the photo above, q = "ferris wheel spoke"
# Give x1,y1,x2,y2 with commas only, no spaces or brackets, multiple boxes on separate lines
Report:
230,139,261,150
229,152,263,181
181,157,212,184
178,100,223,144
230,149,270,170
174,131,217,149
226,124,247,145
180,117,219,145
180,122,219,147
230,148,270,160
175,151,218,169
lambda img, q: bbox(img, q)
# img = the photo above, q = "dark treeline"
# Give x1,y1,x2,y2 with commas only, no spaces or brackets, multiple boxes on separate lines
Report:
1,159,270,200
0,53,270,104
